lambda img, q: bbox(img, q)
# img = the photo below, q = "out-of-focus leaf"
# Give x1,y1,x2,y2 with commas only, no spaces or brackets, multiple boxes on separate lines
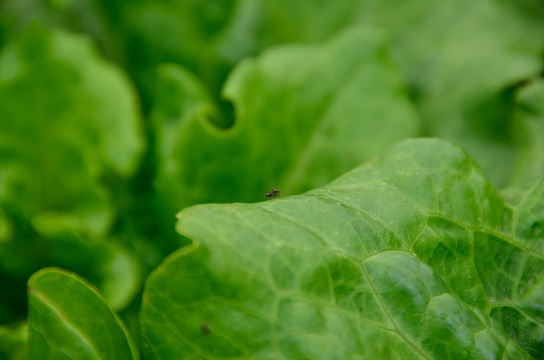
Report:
0,0,115,57
0,224,141,314
0,25,144,318
27,268,138,359
0,206,13,242
0,323,27,360
261,0,544,187
510,80,544,185
141,138,543,359
398,0,543,187
32,221,141,310
0,24,143,235
153,27,419,213
98,0,543,187
92,0,248,107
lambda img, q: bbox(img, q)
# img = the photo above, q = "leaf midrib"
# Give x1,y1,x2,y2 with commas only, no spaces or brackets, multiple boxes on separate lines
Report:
29,286,100,358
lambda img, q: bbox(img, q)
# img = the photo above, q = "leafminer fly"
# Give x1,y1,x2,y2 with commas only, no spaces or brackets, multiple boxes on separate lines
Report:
201,323,211,337
264,187,281,198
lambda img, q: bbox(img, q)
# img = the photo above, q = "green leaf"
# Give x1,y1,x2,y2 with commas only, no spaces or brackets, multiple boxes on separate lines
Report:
152,27,419,211
98,0,277,98
498,180,544,357
363,0,544,188
0,206,13,242
0,24,144,318
141,138,543,359
102,0,543,188
31,223,142,310
0,24,144,236
0,322,27,360
27,268,138,360
0,222,141,320
511,79,544,185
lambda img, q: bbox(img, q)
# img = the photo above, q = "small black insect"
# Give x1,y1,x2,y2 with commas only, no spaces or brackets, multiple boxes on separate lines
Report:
264,187,281,198
201,323,211,337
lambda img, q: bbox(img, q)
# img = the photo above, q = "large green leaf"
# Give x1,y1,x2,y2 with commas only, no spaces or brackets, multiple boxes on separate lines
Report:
152,27,419,212
27,268,138,360
141,138,544,359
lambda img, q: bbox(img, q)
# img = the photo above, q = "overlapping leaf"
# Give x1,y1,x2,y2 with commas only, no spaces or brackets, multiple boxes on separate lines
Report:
142,139,544,359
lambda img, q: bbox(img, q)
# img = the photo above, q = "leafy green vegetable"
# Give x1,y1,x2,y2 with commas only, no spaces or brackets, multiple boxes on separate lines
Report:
32,224,141,310
152,27,419,212
100,0,544,187
0,25,143,319
141,138,543,359
0,25,143,234
27,267,138,359
5,1,542,189
324,0,541,186
0,1,542,359
257,0,544,187
83,0,262,105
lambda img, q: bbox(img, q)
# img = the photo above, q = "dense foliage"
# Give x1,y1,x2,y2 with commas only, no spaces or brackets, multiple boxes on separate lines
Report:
0,0,543,359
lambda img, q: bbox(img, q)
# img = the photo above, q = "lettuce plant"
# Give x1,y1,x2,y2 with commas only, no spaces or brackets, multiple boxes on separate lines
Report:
0,0,543,359
23,139,544,359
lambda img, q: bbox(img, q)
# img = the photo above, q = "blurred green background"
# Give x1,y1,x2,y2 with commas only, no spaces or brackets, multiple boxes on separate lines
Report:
0,0,543,358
